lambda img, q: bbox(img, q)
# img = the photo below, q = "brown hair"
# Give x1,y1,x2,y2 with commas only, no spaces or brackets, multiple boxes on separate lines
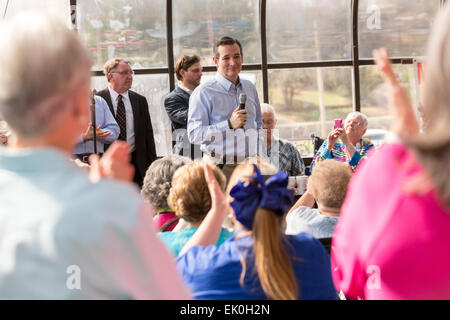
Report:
228,160,298,300
174,54,200,81
168,160,226,222
308,160,353,209
213,36,243,59
103,58,131,82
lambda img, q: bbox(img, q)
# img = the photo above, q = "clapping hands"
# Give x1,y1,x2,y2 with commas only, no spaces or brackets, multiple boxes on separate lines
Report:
88,141,134,183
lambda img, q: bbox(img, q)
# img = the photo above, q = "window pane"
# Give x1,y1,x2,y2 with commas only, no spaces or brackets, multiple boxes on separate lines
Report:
267,0,351,63
360,64,417,134
91,74,171,157
172,0,261,66
268,67,353,157
359,0,440,58
2,0,70,26
78,0,166,70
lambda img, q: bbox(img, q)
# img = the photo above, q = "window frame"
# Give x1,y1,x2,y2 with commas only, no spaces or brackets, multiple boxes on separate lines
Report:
71,0,446,159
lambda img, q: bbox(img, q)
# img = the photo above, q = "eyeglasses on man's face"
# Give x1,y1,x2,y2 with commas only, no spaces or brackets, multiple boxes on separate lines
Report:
111,70,135,76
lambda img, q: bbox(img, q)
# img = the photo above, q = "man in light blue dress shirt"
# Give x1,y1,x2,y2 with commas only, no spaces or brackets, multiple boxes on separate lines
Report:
188,36,263,179
73,95,120,162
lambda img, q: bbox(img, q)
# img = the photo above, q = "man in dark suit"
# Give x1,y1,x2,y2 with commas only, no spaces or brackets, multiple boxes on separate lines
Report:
97,58,156,187
164,54,202,159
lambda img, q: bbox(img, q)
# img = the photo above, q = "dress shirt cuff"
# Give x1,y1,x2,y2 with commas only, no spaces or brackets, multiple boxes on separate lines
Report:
349,151,362,167
323,149,334,159
217,120,231,131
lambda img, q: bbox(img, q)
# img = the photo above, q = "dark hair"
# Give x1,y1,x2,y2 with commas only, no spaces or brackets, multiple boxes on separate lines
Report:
213,36,243,59
174,54,201,81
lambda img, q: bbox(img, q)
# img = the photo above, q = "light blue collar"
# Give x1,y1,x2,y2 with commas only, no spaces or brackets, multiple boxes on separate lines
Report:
215,72,242,92
0,147,74,172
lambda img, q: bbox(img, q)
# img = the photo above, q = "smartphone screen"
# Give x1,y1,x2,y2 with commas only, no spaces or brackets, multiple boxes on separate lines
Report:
334,119,343,129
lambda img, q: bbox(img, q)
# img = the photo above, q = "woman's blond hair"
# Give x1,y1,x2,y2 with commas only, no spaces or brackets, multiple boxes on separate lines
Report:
228,159,298,300
408,4,450,209
168,160,226,222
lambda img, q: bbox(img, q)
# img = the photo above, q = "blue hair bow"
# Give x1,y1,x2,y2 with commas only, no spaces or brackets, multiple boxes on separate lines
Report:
229,164,294,230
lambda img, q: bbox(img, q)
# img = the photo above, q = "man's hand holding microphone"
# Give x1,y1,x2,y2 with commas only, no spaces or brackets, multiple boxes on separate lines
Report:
228,93,247,129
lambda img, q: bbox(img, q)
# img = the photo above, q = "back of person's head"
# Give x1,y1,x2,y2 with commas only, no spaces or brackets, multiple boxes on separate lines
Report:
213,36,243,59
228,159,298,300
141,155,192,211
174,54,200,81
168,160,226,222
0,13,91,139
421,4,450,141
411,4,450,208
308,160,353,210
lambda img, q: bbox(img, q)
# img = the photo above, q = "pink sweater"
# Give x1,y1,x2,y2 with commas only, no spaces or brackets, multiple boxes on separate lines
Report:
332,143,450,299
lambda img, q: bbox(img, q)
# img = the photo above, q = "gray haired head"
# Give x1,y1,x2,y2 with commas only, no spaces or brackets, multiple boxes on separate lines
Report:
260,103,276,119
141,155,192,210
345,111,368,129
0,13,91,138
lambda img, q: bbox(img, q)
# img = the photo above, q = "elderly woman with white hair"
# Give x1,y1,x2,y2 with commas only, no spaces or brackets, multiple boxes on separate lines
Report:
0,14,189,299
311,111,374,171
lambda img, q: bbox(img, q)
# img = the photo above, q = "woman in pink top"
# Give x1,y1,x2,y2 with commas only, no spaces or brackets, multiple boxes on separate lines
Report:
141,155,192,232
331,5,450,300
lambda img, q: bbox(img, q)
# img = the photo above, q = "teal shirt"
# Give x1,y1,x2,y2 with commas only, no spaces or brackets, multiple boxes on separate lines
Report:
158,227,233,257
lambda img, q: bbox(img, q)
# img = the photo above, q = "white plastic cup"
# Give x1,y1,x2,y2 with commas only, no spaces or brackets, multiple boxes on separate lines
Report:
295,175,309,195
288,176,296,190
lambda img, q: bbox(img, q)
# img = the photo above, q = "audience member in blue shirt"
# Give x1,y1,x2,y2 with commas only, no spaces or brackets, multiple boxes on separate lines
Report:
73,95,119,159
177,160,338,300
286,160,353,239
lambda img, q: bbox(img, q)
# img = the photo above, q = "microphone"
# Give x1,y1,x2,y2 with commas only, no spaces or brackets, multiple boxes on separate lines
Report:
239,93,247,110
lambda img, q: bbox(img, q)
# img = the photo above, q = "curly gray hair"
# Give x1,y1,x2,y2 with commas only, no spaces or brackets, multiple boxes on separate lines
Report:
141,155,192,211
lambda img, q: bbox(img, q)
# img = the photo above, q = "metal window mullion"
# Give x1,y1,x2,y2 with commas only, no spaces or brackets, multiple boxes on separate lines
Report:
351,0,361,112
260,0,269,103
267,60,353,69
166,0,175,91
70,0,76,30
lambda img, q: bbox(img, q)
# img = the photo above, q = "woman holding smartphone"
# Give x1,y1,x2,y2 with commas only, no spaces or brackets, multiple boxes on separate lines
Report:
311,112,374,171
